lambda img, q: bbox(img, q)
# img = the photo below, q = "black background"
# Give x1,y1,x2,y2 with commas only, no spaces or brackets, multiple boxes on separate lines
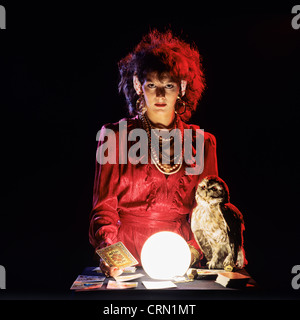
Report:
0,1,300,299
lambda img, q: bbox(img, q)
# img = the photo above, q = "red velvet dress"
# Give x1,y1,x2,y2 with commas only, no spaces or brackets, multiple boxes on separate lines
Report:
89,115,218,265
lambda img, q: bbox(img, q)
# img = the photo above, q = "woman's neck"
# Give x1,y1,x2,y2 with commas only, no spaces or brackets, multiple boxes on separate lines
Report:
145,112,176,129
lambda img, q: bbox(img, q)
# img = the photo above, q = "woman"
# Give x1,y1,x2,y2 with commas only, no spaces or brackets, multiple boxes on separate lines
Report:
89,30,218,277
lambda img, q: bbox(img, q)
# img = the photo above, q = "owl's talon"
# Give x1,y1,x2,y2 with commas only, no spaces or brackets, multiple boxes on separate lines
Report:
207,260,217,269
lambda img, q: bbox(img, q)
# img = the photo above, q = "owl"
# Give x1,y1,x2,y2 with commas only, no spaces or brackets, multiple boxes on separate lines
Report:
191,175,247,269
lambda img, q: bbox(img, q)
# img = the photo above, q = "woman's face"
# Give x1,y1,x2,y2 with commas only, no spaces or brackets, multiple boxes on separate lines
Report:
142,72,179,124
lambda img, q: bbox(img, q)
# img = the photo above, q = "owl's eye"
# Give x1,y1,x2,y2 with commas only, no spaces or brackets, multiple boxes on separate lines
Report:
201,185,206,190
211,187,217,191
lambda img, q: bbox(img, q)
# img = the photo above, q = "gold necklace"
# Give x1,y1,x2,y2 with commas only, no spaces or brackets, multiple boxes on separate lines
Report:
144,114,182,163
140,114,183,175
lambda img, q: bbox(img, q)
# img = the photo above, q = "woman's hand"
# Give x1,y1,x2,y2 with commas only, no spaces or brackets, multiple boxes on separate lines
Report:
99,259,124,278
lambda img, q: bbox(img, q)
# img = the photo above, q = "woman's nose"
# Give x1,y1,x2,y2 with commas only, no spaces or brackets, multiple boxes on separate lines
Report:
156,87,165,97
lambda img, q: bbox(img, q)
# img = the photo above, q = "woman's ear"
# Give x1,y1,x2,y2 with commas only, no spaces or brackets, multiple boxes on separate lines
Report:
133,75,143,95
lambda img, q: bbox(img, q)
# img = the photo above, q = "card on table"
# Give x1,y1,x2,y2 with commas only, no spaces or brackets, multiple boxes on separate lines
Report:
74,275,105,282
70,274,105,291
106,280,138,289
142,281,177,289
113,273,144,282
70,281,104,291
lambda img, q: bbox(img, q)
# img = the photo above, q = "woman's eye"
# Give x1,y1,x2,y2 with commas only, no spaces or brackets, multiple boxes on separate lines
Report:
165,84,174,89
147,83,156,89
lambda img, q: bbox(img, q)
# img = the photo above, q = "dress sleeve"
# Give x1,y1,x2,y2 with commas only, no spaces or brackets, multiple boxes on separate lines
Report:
89,125,121,253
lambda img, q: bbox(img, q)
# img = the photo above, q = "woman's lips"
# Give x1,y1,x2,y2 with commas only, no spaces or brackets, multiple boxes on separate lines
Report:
154,103,167,107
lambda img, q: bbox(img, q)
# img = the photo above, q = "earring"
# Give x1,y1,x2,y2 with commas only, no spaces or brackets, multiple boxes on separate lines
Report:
133,75,143,95
181,80,187,97
176,95,186,115
136,94,147,114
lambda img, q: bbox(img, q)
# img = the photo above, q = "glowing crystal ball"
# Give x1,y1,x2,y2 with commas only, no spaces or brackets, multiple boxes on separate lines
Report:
141,231,191,280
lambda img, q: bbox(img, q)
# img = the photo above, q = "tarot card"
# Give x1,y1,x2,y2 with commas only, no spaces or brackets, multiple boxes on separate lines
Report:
142,281,177,289
196,268,224,279
172,276,193,283
113,273,144,282
123,266,137,273
75,275,105,282
96,242,138,268
70,274,105,291
70,281,104,291
106,280,138,289
197,268,224,275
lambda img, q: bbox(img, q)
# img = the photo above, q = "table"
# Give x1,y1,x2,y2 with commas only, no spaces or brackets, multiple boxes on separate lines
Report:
71,266,258,299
